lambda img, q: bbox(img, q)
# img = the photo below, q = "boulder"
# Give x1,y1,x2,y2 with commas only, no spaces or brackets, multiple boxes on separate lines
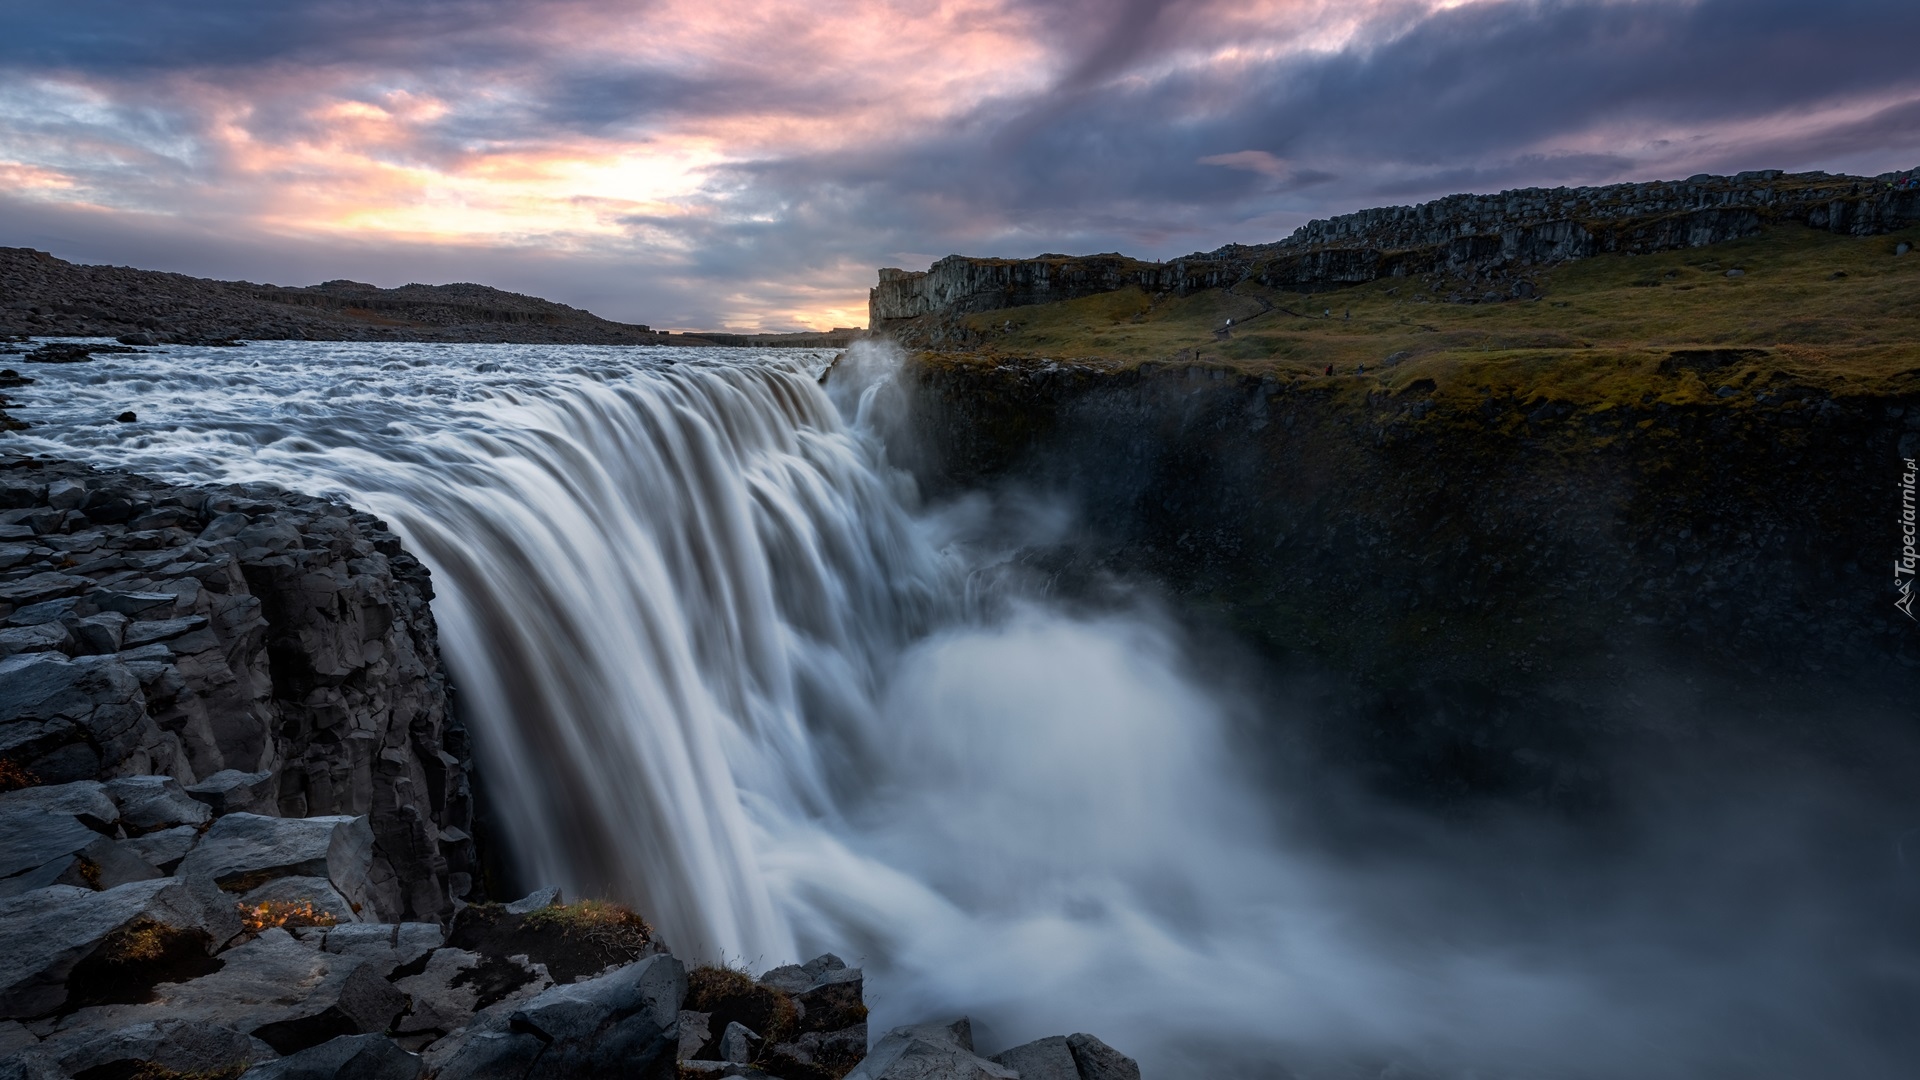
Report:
29,1018,271,1078
124,824,200,873
762,1025,869,1080
44,929,406,1056
184,769,278,814
678,1010,713,1061
846,1019,1016,1080
239,876,359,925
76,835,164,889
0,1048,63,1080
0,1023,33,1057
72,613,127,654
720,1021,761,1064
992,1036,1078,1080
44,481,86,512
0,808,102,880
392,948,486,1035
122,615,210,649
1065,1034,1141,1080
176,813,378,917
0,878,233,1018
104,774,212,831
503,885,561,915
240,1033,425,1080
0,573,92,607
759,957,828,994
0,624,73,658
432,953,685,1080
310,921,444,976
0,653,171,779
0,781,118,827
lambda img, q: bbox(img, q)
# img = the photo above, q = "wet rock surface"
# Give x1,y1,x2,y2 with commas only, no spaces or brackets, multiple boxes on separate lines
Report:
899,355,1920,807
0,459,1143,1080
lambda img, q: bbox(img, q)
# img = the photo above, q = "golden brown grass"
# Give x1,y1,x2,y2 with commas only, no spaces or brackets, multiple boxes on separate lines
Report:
944,223,1920,407
236,900,339,934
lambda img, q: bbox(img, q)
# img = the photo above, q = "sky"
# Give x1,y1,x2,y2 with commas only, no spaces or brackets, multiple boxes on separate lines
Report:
3,0,1919,331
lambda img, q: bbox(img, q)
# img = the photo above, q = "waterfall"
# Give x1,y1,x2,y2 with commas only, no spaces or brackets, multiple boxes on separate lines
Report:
16,339,1912,1078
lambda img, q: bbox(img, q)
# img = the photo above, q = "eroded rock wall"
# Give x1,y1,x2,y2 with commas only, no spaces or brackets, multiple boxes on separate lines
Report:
896,356,1920,803
872,168,1920,333
0,454,475,919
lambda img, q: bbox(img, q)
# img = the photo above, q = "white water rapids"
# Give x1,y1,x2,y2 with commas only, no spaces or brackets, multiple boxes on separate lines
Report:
10,339,1913,1079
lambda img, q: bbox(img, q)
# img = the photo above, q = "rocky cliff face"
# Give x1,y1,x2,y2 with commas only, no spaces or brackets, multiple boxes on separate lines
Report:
0,454,475,920
894,355,1920,804
872,168,1920,335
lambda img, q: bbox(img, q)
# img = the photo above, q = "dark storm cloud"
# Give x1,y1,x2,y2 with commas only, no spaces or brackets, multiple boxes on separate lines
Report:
4,0,1918,326
782,0,1920,258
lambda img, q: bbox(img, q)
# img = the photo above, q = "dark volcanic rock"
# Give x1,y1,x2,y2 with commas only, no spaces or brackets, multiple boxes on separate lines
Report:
897,355,1920,807
872,167,1920,337
0,454,476,920
429,953,684,1080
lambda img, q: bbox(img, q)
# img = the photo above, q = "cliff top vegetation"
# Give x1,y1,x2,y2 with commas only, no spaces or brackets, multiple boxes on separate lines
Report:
926,223,1920,411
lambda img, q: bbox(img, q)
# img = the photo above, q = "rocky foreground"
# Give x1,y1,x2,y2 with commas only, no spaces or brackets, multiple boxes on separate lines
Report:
0,452,1142,1079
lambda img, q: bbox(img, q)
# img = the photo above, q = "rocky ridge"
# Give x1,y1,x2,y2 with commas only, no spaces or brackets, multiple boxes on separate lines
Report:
871,167,1920,339
0,250,666,345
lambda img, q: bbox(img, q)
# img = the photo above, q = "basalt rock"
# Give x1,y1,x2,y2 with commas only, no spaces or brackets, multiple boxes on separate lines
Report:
872,167,1920,338
0,454,476,921
896,354,1920,808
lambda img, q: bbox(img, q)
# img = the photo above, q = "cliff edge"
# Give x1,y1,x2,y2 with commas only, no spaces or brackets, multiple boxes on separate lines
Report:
872,167,1920,337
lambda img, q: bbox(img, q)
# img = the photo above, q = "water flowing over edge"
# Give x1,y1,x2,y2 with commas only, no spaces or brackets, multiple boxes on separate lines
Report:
10,338,1916,1080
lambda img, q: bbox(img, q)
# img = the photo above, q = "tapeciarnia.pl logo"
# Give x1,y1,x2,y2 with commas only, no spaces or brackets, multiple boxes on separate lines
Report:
1900,457,1918,621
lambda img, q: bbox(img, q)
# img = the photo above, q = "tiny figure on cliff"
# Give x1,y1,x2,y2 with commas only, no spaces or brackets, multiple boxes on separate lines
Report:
1324,364,1334,376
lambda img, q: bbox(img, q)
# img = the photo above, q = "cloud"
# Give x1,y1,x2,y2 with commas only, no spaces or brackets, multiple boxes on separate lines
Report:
1198,150,1291,179
3,0,1919,328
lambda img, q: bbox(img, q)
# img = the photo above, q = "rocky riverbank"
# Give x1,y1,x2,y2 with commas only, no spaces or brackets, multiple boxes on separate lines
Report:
0,452,1147,1079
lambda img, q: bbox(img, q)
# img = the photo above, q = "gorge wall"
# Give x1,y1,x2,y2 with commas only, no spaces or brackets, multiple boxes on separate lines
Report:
893,354,1920,804
871,168,1920,336
0,454,476,919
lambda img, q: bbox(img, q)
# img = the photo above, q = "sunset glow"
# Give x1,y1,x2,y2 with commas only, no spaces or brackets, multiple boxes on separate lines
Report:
5,0,1919,329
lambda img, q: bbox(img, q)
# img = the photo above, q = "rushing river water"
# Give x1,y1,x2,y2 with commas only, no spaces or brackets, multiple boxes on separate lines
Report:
8,339,1915,1079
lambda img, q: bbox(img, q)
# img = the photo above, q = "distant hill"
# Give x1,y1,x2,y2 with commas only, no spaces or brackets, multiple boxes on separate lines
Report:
0,248,674,344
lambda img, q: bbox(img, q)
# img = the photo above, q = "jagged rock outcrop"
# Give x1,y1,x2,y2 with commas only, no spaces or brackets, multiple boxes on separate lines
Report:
0,454,475,918
872,167,1920,336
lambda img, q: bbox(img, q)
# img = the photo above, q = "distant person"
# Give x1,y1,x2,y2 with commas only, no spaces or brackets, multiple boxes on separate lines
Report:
1324,364,1333,376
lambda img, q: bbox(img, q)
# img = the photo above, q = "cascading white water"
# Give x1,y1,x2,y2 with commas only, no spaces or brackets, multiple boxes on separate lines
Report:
15,339,1912,1079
